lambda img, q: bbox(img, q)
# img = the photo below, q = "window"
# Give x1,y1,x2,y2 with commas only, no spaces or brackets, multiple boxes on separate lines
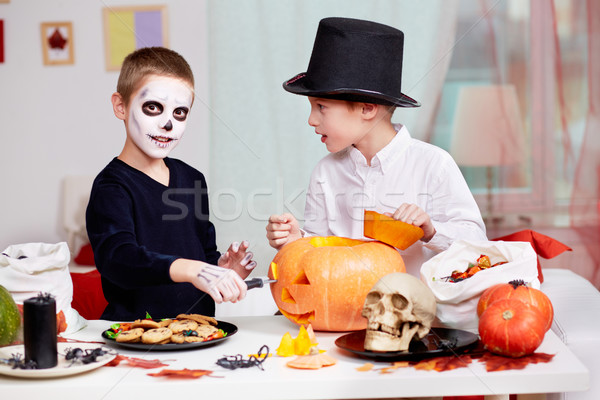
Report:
432,0,589,227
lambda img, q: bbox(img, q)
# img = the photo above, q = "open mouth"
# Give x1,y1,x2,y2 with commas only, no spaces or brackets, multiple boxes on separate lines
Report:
147,134,177,148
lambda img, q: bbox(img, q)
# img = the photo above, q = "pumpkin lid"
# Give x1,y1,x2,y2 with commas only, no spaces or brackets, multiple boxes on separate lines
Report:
363,210,424,250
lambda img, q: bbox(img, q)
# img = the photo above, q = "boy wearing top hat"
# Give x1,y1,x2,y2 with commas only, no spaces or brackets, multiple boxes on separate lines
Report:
266,17,487,276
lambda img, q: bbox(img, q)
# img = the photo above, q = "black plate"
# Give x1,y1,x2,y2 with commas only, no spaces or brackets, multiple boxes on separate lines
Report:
335,327,481,361
102,320,237,351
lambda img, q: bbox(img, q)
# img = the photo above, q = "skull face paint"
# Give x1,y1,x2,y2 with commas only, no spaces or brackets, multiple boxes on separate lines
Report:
127,75,193,159
361,273,437,352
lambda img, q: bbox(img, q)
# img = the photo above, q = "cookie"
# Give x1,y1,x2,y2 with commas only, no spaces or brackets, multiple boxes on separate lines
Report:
168,319,198,334
176,313,218,326
170,331,205,344
195,324,218,339
115,327,144,343
132,319,161,330
170,333,186,344
158,319,174,328
141,327,173,344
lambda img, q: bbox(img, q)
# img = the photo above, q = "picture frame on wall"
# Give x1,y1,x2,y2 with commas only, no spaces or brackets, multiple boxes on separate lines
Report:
0,20,4,64
103,5,169,71
41,22,74,65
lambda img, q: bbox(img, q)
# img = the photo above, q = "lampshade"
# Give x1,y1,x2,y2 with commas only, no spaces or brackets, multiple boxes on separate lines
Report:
450,85,526,167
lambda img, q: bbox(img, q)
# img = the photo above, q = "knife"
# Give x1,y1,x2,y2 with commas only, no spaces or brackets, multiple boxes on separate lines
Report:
245,277,277,290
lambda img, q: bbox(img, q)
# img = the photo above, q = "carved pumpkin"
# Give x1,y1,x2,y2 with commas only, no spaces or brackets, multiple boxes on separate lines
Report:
363,210,424,250
269,236,406,331
478,298,546,357
477,279,554,331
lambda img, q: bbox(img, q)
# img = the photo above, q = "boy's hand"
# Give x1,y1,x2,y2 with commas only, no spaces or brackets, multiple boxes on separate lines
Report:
387,204,436,242
170,259,247,303
218,240,257,280
193,264,247,303
266,213,302,250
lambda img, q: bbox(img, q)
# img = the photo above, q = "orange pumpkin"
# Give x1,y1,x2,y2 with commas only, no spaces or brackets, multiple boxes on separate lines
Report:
363,210,424,250
269,236,406,331
477,280,554,332
476,283,504,316
478,298,546,357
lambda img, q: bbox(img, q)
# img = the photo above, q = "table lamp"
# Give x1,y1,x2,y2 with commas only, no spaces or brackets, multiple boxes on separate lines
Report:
450,85,526,224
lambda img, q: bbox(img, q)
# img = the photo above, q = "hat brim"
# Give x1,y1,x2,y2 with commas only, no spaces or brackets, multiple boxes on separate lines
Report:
283,73,420,108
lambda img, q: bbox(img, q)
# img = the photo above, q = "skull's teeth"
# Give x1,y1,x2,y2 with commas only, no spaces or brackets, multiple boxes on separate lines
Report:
371,323,400,336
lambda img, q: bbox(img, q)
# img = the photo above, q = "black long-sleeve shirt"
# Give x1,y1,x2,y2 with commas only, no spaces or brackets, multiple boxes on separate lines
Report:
86,157,220,321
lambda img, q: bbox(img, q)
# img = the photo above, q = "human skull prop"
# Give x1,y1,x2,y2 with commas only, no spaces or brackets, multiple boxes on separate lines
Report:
361,273,437,352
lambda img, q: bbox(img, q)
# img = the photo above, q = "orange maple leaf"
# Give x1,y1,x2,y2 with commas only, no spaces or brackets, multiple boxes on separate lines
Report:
105,354,169,369
413,355,473,372
379,361,410,373
480,352,555,372
56,311,67,334
356,363,374,372
147,368,217,379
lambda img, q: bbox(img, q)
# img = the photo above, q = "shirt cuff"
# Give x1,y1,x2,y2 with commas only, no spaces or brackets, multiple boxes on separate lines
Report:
423,223,452,253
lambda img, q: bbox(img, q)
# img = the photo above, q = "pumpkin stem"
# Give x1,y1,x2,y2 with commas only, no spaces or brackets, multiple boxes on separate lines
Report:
502,310,514,320
508,279,526,289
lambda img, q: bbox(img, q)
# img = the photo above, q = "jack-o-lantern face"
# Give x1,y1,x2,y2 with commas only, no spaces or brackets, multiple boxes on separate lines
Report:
268,237,406,332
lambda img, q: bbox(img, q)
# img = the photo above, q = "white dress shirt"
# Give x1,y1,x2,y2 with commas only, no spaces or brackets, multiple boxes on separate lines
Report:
303,124,487,276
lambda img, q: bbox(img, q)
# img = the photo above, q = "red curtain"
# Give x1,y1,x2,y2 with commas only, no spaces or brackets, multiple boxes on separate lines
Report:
569,0,600,285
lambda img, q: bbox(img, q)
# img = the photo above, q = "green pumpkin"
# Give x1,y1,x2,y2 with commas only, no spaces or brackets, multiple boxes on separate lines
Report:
0,285,21,346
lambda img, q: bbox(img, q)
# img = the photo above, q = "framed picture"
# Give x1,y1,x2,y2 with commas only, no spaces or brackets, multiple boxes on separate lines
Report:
103,5,169,71
41,22,74,65
0,20,4,63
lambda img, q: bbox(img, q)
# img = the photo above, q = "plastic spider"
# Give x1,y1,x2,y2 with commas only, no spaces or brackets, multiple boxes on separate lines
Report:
64,347,113,366
216,345,270,370
0,353,38,370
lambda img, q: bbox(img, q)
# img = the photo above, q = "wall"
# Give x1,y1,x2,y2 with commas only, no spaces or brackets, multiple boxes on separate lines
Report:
0,0,209,251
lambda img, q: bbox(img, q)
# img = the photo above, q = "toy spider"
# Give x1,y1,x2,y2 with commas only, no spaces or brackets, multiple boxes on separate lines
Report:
0,353,38,370
432,336,458,350
64,347,114,366
216,345,269,370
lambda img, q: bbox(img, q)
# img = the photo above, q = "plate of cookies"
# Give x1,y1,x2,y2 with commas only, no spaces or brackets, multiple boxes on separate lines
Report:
101,313,237,351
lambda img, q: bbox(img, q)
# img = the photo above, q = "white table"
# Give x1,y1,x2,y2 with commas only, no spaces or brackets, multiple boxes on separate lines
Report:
0,316,589,400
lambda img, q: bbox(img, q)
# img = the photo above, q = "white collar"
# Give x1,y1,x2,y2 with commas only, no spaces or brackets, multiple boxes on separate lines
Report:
348,124,411,174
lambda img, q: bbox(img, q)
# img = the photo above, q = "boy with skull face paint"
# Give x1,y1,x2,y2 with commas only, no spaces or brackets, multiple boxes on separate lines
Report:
86,47,256,321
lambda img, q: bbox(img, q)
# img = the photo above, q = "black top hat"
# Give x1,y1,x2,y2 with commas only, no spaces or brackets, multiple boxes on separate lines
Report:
283,17,420,108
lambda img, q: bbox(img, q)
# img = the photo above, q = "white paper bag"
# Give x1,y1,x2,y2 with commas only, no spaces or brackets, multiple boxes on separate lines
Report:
0,242,87,334
420,239,540,330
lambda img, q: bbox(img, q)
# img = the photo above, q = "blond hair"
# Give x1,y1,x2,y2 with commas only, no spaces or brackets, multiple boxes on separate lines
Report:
344,100,395,118
117,47,194,106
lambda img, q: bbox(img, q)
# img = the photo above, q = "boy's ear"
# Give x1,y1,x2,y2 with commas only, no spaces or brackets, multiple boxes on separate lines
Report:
111,92,127,121
360,103,378,120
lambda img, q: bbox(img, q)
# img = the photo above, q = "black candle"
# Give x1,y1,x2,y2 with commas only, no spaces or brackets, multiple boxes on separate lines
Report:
23,293,57,369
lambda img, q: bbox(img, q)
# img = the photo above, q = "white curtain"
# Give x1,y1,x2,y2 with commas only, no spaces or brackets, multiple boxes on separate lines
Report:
207,0,459,276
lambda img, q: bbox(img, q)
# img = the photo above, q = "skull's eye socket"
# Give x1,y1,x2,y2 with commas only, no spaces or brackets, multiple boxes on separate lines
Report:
365,292,382,305
142,101,163,116
391,294,409,310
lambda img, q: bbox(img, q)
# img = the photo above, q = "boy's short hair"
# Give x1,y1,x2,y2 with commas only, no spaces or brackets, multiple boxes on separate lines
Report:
343,100,395,115
117,47,194,106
